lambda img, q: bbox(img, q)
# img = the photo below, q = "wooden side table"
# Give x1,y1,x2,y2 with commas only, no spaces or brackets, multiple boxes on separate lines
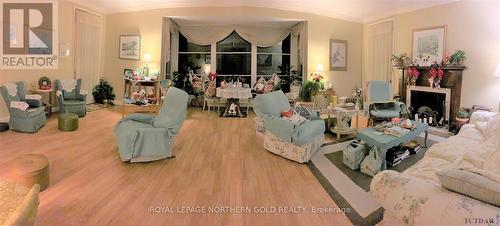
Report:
121,103,160,118
28,89,56,116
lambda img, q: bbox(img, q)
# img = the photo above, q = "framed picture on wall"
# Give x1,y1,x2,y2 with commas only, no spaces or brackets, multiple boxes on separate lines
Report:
329,39,347,71
257,54,272,66
412,26,446,66
119,35,141,60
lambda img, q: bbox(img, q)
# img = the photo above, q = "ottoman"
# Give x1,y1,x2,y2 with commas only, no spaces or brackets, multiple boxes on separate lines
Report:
10,154,50,191
58,113,78,131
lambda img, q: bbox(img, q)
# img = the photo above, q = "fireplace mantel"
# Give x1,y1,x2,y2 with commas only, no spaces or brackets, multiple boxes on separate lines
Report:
394,66,466,123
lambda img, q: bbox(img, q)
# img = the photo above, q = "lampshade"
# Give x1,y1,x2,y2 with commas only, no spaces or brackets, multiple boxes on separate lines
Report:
495,63,500,77
143,53,152,62
316,64,324,72
204,65,211,74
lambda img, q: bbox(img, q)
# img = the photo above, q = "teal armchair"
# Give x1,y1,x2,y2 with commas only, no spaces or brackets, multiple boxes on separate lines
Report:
366,80,409,126
253,90,325,163
55,79,87,117
114,87,189,163
0,81,46,133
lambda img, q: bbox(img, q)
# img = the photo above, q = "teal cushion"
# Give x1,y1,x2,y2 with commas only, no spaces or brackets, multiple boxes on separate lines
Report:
63,100,85,106
253,90,290,117
370,109,400,118
62,90,77,100
292,119,325,145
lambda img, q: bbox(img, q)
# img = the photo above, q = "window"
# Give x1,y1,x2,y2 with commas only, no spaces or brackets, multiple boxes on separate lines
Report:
178,33,210,75
216,32,251,76
257,34,291,76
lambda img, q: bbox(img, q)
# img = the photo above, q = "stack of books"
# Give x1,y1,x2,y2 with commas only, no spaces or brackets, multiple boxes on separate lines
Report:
386,146,410,167
384,126,410,137
402,141,422,154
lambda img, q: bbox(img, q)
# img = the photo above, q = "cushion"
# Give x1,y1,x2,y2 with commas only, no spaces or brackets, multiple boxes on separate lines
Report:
294,105,313,120
484,114,500,139
281,108,293,118
292,119,325,145
436,168,500,207
253,90,290,117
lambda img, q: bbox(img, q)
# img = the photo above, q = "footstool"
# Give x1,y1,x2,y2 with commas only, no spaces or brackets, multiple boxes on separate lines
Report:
10,154,50,191
58,113,78,131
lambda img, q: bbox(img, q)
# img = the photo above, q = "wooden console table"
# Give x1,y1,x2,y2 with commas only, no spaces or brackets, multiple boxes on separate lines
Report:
124,79,159,99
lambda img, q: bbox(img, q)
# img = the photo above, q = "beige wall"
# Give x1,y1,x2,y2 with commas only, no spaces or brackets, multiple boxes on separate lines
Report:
364,0,500,111
0,0,106,121
104,7,363,102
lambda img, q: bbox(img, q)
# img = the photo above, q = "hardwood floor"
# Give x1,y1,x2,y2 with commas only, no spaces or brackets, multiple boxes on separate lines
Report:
0,107,352,226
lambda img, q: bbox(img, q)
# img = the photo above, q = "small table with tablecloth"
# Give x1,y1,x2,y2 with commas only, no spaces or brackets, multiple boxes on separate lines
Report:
216,87,252,118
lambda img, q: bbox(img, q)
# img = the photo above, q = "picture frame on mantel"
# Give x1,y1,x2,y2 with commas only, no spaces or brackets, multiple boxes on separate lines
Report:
119,35,141,60
329,39,347,71
412,26,447,66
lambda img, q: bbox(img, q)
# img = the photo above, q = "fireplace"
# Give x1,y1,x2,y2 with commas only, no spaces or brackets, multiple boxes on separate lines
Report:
407,86,451,124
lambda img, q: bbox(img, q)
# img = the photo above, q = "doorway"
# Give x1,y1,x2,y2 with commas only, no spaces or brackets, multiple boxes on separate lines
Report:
74,9,103,103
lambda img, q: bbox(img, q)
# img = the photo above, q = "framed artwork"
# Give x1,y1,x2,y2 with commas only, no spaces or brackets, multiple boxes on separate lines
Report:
412,26,446,66
123,68,133,77
329,39,347,71
119,35,141,60
205,54,211,64
257,54,272,66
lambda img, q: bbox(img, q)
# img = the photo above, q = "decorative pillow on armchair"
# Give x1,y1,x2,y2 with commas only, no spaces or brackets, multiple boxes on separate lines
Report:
294,106,313,120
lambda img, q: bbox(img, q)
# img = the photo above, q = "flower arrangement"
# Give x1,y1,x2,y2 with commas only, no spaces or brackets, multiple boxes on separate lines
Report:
310,72,323,83
391,53,411,67
407,66,420,86
428,64,444,89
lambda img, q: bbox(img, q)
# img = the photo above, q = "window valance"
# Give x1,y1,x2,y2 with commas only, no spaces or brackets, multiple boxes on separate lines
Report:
178,25,291,47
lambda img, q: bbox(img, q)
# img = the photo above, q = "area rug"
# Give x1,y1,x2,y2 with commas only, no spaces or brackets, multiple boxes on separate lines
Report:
86,103,113,112
307,133,444,226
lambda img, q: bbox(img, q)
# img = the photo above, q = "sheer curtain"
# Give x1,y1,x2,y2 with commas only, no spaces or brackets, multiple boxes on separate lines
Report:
75,10,102,103
365,20,394,89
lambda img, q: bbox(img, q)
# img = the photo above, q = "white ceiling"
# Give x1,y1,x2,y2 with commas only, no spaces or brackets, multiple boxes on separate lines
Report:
75,0,459,23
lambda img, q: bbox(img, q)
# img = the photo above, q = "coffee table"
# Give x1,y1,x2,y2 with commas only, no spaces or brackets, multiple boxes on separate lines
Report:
356,121,428,168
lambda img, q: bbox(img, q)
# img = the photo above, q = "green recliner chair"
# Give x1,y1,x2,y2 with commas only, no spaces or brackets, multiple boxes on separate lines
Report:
55,79,87,117
365,80,410,126
0,82,47,133
114,87,189,163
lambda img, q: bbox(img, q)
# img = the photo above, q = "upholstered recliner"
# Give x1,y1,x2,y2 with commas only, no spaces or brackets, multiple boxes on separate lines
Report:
0,82,46,133
55,79,87,117
114,87,189,163
253,90,325,163
365,80,409,126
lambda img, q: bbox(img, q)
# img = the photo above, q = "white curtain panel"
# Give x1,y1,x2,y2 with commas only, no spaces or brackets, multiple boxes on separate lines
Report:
75,10,102,103
160,18,172,77
178,25,291,47
366,21,393,83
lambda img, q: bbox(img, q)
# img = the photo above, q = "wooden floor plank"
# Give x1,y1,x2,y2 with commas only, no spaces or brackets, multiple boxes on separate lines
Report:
0,107,352,226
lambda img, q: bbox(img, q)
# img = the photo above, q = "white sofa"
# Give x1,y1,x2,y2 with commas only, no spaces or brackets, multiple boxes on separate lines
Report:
370,111,500,226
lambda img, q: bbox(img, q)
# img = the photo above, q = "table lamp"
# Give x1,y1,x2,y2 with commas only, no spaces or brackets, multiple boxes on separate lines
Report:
316,64,324,73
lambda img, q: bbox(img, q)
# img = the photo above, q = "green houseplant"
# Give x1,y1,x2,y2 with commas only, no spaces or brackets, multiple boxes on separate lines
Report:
391,53,411,67
448,50,466,66
455,108,471,129
92,79,115,104
300,80,321,102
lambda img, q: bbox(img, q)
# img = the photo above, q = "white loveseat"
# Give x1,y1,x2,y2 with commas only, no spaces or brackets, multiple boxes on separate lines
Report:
370,111,500,226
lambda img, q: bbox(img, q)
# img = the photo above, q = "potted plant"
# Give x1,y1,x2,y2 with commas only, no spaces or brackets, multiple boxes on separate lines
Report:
448,50,466,66
300,80,321,102
455,108,471,129
92,79,116,104
391,53,411,67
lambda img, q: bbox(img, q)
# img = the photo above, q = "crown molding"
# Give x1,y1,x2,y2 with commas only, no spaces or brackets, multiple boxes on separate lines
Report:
363,0,460,23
